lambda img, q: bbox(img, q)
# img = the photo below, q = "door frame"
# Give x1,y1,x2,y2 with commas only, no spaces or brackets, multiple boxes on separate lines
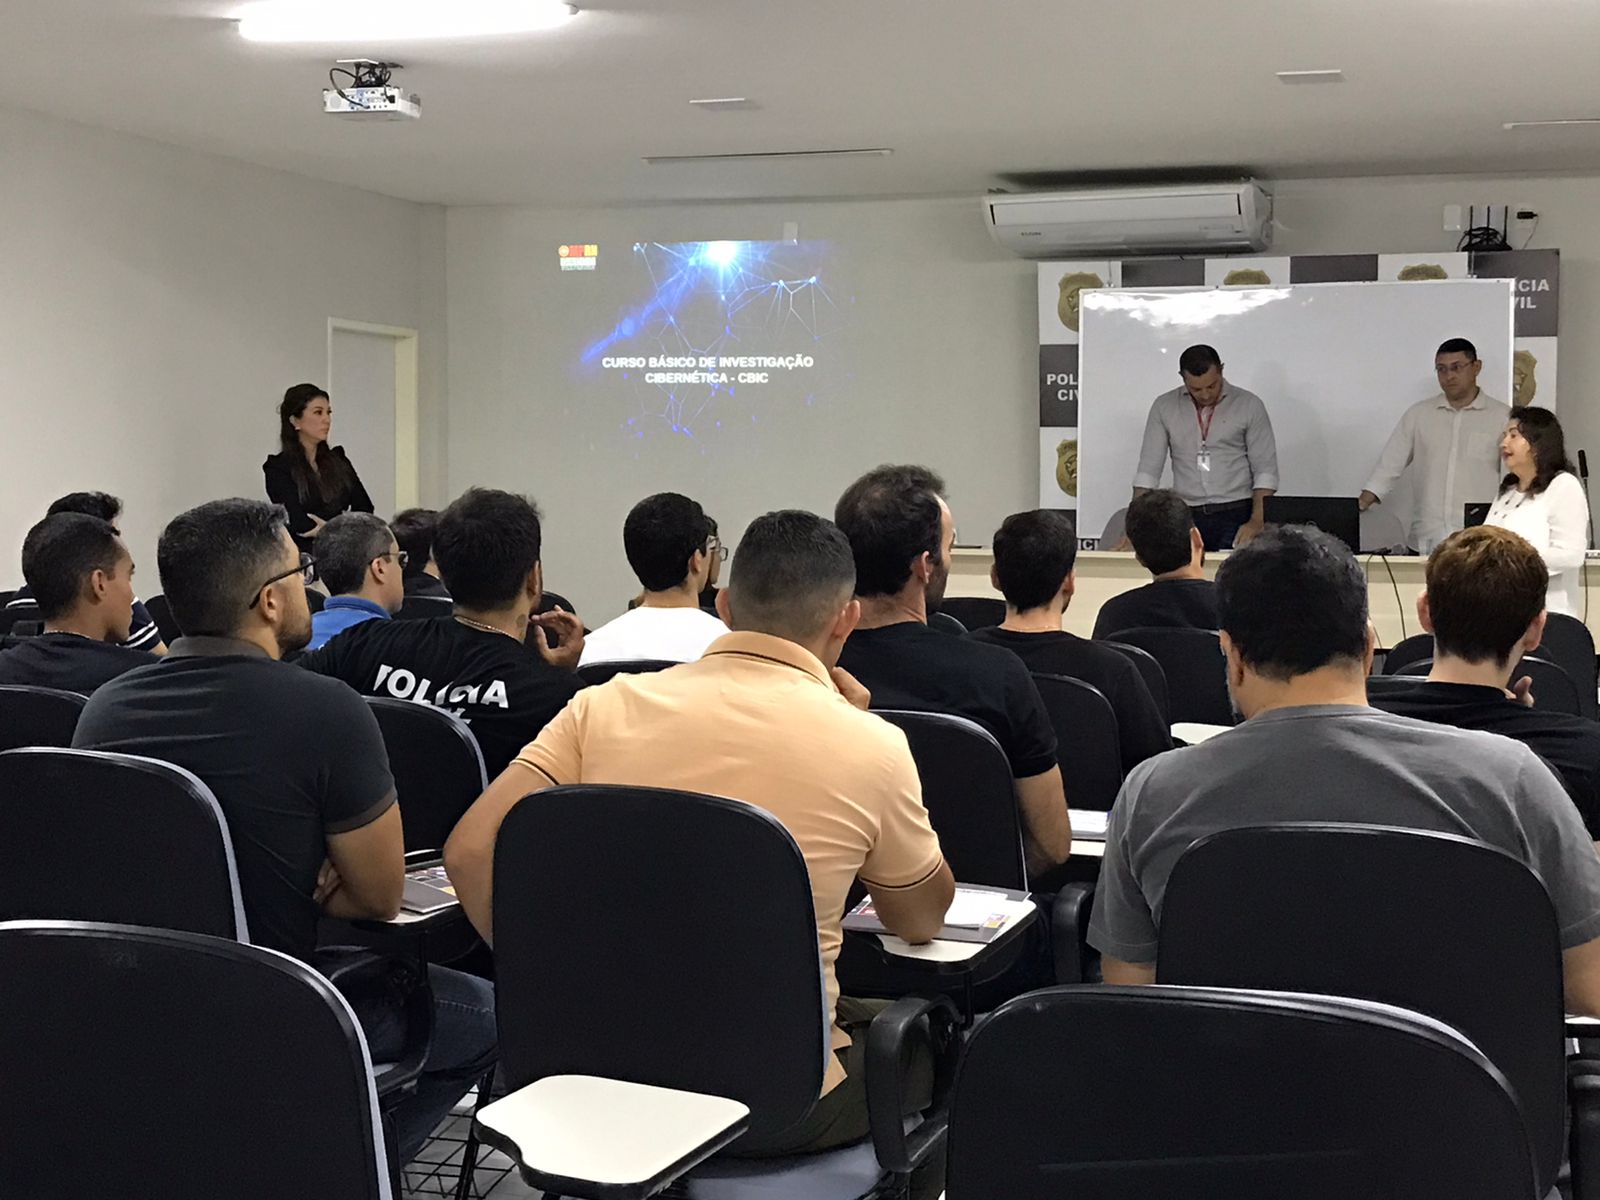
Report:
326,318,421,511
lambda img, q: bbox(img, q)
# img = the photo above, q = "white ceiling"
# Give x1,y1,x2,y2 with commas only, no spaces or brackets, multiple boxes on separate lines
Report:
6,0,1600,207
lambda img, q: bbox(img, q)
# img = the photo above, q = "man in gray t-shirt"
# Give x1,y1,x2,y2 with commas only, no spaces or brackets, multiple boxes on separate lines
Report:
1089,525,1600,1013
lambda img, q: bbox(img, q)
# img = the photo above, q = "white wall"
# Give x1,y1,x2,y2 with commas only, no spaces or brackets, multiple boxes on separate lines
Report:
0,105,441,590
443,174,1600,619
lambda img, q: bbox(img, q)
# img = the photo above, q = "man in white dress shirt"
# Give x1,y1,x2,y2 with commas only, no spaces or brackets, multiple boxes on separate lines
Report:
1360,338,1509,554
1131,344,1280,551
579,492,728,667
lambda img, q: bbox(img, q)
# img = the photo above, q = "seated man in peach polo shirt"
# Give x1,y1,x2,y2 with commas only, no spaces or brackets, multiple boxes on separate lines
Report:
446,509,955,1163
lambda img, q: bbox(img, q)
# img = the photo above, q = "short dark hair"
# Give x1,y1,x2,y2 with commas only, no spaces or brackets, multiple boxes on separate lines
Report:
834,464,947,598
1502,406,1575,497
624,493,712,592
391,508,438,579
1436,337,1478,361
433,488,543,611
991,510,1078,611
20,513,126,620
316,513,395,596
726,510,856,642
1426,527,1548,665
1215,525,1369,681
47,492,123,526
1179,344,1222,377
1124,489,1195,575
157,499,291,638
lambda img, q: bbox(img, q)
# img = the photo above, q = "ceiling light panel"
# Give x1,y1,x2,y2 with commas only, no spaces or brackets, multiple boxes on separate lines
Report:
236,0,577,43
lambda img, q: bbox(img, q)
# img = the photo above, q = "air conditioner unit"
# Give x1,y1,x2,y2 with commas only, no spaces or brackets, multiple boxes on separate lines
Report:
984,182,1273,257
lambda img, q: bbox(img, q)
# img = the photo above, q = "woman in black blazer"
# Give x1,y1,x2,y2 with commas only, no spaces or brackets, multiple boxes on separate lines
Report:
262,384,374,550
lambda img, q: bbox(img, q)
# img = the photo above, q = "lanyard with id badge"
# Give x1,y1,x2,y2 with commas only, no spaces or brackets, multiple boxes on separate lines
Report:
1194,400,1218,473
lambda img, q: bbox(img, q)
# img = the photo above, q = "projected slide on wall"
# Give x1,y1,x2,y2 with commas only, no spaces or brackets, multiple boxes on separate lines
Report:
577,240,850,442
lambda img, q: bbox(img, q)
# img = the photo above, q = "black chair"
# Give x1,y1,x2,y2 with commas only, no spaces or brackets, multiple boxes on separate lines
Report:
1104,627,1232,726
145,592,182,645
1030,674,1122,812
876,710,1026,889
1101,639,1171,725
395,594,453,622
0,747,247,937
0,921,394,1200
1540,612,1598,720
307,589,326,614
940,597,1006,631
364,698,487,854
0,685,87,751
1364,672,1430,698
1158,823,1588,1200
1406,654,1585,717
0,599,41,641
479,784,959,1199
1382,633,1435,675
947,984,1534,1200
575,658,677,688
928,611,967,636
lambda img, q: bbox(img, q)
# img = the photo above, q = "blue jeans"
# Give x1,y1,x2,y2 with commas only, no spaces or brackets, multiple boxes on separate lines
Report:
1191,500,1252,551
357,965,498,1164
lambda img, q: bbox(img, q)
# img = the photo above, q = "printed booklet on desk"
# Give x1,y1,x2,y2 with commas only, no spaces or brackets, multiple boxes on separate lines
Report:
843,885,1031,945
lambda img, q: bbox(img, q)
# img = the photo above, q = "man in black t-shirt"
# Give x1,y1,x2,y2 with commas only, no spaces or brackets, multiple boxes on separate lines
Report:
0,513,154,694
971,510,1171,775
73,498,496,1164
1093,488,1218,641
300,488,585,776
1368,525,1600,839
393,507,452,600
834,465,1070,875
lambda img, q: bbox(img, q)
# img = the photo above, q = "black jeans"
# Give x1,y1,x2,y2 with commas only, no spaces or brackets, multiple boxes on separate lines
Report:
1190,500,1252,551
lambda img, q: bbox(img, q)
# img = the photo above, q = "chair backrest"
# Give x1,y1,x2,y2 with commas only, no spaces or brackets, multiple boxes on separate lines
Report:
928,610,967,636
394,594,453,622
940,597,1006,631
574,658,678,688
1104,627,1232,726
1540,612,1598,719
0,601,42,640
876,710,1028,889
305,589,325,614
0,748,248,940
0,685,87,752
363,697,488,854
1100,639,1170,724
1407,655,1584,717
0,921,391,1200
144,593,182,646
1159,823,1565,1196
948,984,1532,1200
492,785,827,1144
1030,674,1122,812
1381,632,1435,675
1363,672,1430,698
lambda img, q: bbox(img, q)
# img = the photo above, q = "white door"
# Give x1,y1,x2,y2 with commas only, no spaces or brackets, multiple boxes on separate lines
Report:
329,327,399,519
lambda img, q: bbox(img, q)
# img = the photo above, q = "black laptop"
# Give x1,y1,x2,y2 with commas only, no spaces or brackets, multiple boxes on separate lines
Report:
1263,496,1362,553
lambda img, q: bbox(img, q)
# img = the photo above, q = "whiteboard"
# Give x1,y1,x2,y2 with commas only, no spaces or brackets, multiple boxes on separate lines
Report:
1076,279,1515,542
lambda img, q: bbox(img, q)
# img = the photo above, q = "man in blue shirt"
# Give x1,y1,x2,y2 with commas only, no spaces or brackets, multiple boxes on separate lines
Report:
307,513,405,650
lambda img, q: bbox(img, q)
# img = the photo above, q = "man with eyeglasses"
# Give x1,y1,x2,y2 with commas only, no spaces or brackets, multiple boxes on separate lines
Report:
579,492,730,668
73,499,498,1164
305,513,407,651
1360,337,1510,553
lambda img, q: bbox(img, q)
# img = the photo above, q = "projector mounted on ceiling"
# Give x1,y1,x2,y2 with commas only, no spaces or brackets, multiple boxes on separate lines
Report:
323,60,421,121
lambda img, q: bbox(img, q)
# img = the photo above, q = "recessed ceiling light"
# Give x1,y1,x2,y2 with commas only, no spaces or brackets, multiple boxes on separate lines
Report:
643,148,893,165
1503,118,1600,130
236,0,577,43
689,97,759,111
1276,69,1344,84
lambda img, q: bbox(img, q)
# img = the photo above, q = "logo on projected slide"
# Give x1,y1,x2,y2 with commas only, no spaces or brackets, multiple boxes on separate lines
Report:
559,244,598,272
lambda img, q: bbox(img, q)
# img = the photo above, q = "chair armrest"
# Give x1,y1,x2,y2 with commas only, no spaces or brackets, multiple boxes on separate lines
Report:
313,945,434,1100
1050,882,1096,984
865,993,963,1175
1571,1058,1600,1200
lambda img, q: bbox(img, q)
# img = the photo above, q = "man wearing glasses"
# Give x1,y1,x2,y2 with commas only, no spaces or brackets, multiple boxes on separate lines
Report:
305,513,407,651
579,492,730,668
1360,338,1510,553
72,498,498,1164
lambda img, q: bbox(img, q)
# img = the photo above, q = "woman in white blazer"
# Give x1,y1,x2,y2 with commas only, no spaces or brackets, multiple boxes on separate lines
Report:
1484,406,1589,616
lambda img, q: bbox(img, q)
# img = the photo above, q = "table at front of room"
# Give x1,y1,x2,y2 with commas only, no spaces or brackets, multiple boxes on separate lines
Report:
949,549,1600,650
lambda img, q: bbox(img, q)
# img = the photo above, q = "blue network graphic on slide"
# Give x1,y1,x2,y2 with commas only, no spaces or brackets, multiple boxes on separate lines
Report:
581,240,844,439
